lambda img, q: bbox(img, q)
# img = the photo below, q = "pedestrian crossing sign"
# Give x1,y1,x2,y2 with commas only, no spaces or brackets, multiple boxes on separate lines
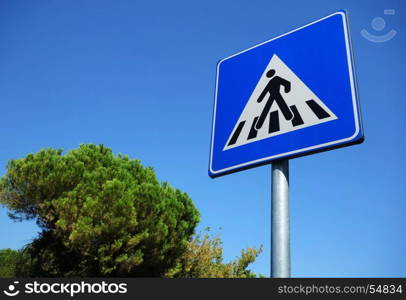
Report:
209,10,364,178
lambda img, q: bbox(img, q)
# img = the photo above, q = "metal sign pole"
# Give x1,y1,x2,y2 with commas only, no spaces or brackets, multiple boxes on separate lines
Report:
271,159,290,278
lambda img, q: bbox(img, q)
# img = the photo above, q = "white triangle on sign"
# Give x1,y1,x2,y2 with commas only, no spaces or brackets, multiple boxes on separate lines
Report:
223,54,338,151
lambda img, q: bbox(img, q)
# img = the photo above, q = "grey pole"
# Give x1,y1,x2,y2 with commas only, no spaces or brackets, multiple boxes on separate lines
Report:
271,159,290,278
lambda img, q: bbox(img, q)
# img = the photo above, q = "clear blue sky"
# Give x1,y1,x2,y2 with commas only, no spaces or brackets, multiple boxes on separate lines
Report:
0,0,405,277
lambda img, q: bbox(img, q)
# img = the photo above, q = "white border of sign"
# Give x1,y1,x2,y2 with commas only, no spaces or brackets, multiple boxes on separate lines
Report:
209,11,361,177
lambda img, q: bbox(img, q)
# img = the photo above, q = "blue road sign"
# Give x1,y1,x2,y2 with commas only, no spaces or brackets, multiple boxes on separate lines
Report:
209,10,364,178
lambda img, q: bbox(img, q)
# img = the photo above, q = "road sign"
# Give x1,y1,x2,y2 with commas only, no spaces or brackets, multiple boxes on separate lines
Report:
209,10,363,178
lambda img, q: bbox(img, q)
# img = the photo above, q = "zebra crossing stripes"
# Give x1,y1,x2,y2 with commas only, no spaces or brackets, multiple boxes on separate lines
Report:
228,100,332,146
248,117,260,140
269,111,280,133
289,105,304,127
306,99,331,119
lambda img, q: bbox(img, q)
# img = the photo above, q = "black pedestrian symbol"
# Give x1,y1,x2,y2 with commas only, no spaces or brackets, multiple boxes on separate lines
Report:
255,69,293,131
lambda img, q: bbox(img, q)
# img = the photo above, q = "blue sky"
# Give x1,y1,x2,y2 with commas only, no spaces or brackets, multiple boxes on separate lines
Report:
0,0,405,277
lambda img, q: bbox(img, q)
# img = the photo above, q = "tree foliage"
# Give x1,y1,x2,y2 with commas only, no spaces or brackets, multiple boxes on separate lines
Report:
0,144,200,276
0,144,262,277
0,249,19,277
166,229,263,278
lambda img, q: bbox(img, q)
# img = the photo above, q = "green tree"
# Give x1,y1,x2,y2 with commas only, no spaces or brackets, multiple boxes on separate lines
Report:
166,229,263,278
0,249,19,277
0,144,200,276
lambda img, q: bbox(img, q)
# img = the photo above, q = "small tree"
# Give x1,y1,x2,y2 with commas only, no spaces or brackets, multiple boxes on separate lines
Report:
166,229,263,278
0,144,200,276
